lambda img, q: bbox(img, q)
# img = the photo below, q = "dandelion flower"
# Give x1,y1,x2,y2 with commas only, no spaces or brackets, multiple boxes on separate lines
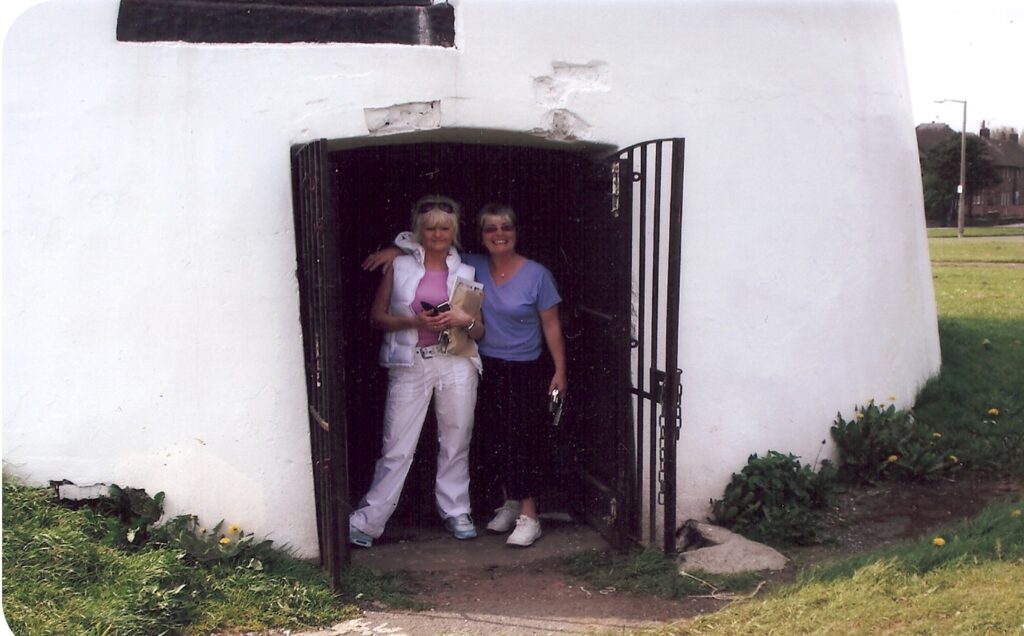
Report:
932,432,942,439
219,537,232,545
932,536,946,547
949,455,958,463
856,412,865,420
988,408,1000,416
228,524,241,535
887,455,899,463
1012,509,1022,519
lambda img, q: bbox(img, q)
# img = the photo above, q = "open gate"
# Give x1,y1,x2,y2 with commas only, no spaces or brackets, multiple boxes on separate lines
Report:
573,138,685,552
291,140,350,589
291,135,684,583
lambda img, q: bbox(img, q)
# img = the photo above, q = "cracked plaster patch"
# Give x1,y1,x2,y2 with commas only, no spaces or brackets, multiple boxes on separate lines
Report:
364,100,441,135
532,61,607,140
533,60,610,108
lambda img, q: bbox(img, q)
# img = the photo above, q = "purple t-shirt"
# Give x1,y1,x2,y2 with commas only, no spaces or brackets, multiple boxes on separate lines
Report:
464,253,561,362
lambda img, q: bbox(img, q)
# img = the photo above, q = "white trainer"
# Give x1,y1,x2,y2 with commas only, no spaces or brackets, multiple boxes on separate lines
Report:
486,500,521,533
506,515,542,547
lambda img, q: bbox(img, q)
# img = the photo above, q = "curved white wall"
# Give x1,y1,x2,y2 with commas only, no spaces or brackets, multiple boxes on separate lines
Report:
3,0,939,554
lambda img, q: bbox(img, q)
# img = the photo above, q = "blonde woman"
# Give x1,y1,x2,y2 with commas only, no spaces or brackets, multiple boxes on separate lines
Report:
349,195,484,548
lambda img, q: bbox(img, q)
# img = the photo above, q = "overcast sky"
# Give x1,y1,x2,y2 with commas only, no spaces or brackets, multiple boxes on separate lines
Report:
2,0,1022,134
898,0,1023,134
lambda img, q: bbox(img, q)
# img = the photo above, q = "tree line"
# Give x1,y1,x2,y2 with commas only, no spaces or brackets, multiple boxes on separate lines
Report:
920,130,1003,225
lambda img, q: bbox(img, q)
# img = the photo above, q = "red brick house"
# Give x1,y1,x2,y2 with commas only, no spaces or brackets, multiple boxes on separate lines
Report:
915,122,1024,224
974,124,1024,223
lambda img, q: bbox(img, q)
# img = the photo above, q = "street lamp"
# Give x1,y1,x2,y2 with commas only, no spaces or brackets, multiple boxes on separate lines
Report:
935,99,967,238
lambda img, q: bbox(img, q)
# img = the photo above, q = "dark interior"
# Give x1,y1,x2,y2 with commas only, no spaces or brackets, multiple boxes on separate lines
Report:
326,137,615,531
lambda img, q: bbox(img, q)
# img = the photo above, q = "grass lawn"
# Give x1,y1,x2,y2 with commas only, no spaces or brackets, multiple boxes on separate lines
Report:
928,226,1024,239
915,260,1024,472
650,230,1024,635
664,501,1024,635
928,235,1024,264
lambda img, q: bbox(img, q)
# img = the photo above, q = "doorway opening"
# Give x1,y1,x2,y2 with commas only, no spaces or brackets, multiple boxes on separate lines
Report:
291,130,684,588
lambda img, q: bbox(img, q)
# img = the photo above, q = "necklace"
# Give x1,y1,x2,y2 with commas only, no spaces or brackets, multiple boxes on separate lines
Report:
491,255,521,281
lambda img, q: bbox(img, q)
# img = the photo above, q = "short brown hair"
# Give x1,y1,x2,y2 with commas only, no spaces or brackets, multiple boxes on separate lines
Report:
476,203,517,232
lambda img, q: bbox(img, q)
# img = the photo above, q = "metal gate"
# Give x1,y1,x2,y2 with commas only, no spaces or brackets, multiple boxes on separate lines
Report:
619,139,685,552
574,138,685,552
291,140,350,589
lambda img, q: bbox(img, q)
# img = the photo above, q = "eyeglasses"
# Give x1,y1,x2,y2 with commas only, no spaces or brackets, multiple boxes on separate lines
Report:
416,201,455,215
482,223,515,234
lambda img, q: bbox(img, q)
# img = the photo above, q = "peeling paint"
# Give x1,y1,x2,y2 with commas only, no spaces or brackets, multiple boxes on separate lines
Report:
364,100,441,135
534,60,610,108
531,108,592,141
531,61,606,140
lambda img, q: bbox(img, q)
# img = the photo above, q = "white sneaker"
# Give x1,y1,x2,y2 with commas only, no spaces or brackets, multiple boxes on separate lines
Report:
506,515,542,547
486,500,521,533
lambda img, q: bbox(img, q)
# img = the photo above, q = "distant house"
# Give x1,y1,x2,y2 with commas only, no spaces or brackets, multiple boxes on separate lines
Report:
915,122,1024,224
974,124,1024,223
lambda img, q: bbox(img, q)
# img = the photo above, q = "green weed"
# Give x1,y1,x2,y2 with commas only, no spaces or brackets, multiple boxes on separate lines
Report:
0,478,412,635
710,451,838,546
830,401,959,483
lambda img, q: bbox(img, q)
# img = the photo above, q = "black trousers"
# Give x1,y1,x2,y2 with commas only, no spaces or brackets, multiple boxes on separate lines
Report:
471,355,556,504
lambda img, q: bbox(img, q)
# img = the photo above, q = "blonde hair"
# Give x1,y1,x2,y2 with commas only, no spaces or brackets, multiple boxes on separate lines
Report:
411,195,462,249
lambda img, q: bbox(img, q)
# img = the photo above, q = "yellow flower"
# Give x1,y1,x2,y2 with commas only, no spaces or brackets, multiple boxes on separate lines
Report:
932,432,942,439
1012,509,1022,519
227,524,241,535
856,412,865,420
219,537,232,545
949,455,958,463
987,408,1000,416
932,536,946,547
887,455,899,463
888,395,897,402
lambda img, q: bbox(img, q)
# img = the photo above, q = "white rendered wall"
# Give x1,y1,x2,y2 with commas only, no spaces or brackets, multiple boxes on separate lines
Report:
3,0,939,555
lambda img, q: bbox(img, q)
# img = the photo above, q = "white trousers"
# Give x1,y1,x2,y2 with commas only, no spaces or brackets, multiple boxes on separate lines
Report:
350,352,478,538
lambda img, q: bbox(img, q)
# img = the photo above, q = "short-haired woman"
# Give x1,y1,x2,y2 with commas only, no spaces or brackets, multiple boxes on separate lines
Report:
464,203,566,547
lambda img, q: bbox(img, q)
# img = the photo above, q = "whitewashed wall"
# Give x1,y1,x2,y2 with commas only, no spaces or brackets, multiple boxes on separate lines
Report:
3,0,939,555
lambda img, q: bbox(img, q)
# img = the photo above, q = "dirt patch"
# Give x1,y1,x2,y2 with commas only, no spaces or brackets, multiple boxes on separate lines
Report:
781,472,1023,573
270,473,1023,635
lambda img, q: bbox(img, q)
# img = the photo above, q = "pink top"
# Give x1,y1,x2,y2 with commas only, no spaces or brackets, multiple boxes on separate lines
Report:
411,270,449,347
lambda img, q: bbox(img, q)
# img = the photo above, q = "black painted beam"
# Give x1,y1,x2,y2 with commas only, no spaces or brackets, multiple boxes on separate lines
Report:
117,0,454,46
